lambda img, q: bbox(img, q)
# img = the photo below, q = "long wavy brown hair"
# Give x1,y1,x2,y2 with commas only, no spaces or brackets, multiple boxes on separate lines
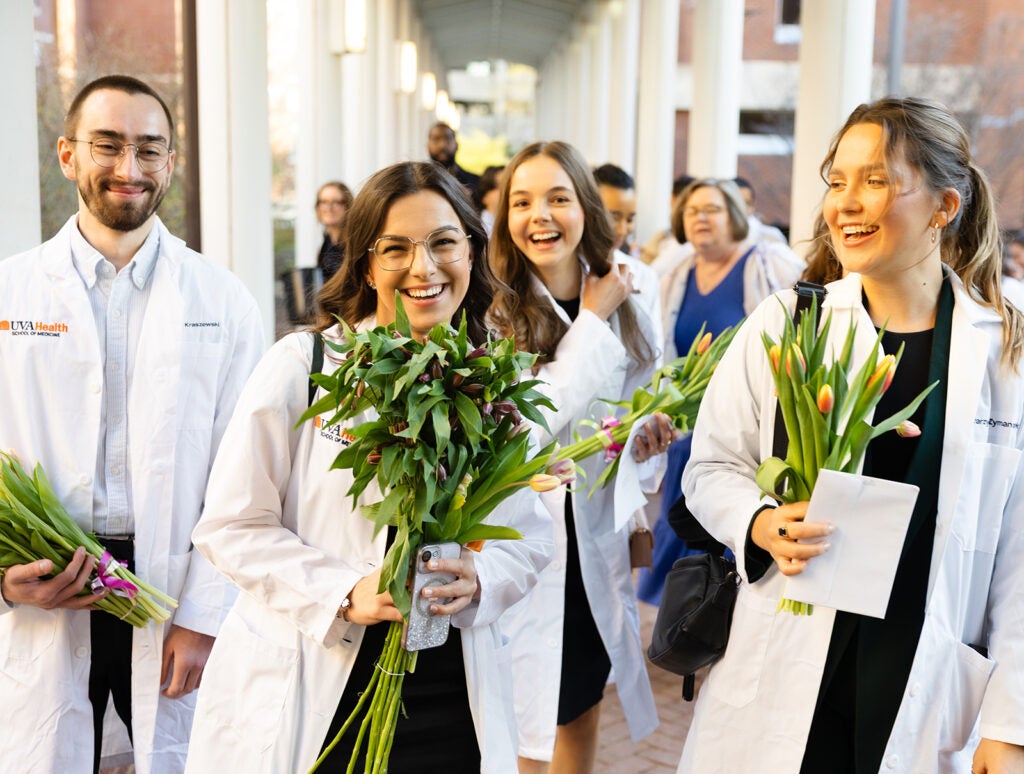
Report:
819,97,1023,368
315,162,503,346
487,141,654,366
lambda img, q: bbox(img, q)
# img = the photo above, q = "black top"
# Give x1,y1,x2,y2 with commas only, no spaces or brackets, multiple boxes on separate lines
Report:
318,234,344,282
319,527,479,771
554,295,581,322
802,278,953,774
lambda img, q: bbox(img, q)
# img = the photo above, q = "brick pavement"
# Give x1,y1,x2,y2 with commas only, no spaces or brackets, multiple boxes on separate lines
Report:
594,600,702,774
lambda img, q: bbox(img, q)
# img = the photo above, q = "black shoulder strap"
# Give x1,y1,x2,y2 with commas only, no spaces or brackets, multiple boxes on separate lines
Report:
308,333,324,409
771,282,827,457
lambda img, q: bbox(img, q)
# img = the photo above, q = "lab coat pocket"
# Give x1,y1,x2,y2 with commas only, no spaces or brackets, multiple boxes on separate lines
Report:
0,605,57,668
200,609,299,752
705,587,776,708
938,640,994,752
951,443,1020,553
178,340,226,429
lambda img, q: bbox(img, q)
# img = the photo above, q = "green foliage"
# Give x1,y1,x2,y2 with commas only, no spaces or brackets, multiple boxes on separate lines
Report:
299,295,556,617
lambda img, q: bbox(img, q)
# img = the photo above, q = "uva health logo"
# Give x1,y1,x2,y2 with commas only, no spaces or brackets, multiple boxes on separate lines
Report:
0,319,70,338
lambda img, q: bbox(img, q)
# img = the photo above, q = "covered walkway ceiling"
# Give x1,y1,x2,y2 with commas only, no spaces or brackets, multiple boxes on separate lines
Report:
413,0,584,71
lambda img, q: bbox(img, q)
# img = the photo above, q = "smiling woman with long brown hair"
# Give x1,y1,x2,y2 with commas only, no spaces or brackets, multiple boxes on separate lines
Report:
678,97,1024,773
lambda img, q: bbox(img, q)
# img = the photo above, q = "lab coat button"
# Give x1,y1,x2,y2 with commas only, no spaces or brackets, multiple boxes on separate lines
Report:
547,638,557,648
91,382,101,394
909,682,920,697
79,475,91,487
885,755,899,769
74,646,88,659
550,560,562,571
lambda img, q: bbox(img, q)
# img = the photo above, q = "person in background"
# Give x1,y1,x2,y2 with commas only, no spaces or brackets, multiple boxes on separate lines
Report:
427,121,479,195
0,74,264,773
640,174,694,272
184,161,552,773
636,177,804,606
315,180,353,282
733,176,789,245
489,141,670,774
679,96,1024,773
473,164,505,236
593,163,639,258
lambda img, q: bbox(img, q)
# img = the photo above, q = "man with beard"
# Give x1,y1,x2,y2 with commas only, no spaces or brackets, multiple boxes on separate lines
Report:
427,121,479,194
0,75,264,773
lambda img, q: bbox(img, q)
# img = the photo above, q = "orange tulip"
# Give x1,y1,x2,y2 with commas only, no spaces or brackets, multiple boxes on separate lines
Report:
816,384,834,414
696,332,712,356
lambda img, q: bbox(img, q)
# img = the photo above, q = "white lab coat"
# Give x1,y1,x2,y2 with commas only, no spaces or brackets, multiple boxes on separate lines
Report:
185,327,554,774
659,237,806,360
678,271,1024,772
0,216,265,773
503,254,662,760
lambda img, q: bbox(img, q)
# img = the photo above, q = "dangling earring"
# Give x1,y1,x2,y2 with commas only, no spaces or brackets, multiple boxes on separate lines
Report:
930,223,938,245
367,278,377,290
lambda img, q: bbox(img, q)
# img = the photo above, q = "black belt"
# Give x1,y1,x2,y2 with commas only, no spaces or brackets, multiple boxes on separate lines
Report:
96,536,134,567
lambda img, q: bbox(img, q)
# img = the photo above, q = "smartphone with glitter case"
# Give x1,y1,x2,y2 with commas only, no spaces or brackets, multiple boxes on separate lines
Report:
402,542,460,652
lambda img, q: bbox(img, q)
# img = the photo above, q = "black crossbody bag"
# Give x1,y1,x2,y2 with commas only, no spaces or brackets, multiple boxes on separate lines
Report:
647,282,826,701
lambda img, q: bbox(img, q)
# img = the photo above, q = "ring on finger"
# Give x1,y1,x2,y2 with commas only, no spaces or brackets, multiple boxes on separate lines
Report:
778,526,788,538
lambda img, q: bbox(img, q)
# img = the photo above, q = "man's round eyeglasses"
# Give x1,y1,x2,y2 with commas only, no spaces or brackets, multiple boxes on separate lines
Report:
369,227,471,272
68,138,171,173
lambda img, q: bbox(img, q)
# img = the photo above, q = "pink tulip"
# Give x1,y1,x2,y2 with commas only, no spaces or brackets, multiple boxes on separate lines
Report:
817,384,834,414
896,420,921,438
547,459,577,486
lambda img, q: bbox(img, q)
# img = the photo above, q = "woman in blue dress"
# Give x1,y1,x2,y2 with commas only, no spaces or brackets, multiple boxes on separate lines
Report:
637,177,804,604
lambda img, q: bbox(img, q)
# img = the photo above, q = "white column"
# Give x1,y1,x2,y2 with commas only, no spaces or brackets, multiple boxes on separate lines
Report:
295,0,345,269
587,11,611,163
687,0,744,178
567,30,589,151
635,0,680,246
0,1,41,257
340,44,374,189
607,0,640,170
374,0,398,167
195,0,275,345
394,0,414,161
789,0,876,252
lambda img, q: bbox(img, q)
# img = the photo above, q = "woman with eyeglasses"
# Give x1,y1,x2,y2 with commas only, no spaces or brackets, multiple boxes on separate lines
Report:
183,161,553,773
636,178,805,607
488,140,671,774
314,180,353,282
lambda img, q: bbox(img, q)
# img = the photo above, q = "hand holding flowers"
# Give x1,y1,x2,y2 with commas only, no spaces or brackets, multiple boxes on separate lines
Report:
754,297,937,614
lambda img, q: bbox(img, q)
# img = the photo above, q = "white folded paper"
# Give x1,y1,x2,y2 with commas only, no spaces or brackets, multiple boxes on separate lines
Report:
783,468,918,618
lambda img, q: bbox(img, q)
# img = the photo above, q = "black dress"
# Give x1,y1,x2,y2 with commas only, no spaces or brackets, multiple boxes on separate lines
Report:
551,295,614,725
800,279,953,774
318,528,480,772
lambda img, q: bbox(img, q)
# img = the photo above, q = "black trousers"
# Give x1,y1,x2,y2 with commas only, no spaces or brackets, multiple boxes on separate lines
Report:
89,538,135,774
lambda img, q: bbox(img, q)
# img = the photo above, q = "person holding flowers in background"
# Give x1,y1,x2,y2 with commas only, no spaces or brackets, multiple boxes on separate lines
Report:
678,97,1024,773
184,161,554,773
488,140,672,774
637,177,804,606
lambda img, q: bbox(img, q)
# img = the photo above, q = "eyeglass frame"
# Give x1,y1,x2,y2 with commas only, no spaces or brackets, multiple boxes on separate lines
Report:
367,227,472,272
67,137,173,173
682,204,726,219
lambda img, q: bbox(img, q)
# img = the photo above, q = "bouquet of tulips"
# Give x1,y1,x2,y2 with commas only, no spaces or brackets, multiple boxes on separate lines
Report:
754,299,937,615
0,452,178,626
551,323,739,491
300,301,566,774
